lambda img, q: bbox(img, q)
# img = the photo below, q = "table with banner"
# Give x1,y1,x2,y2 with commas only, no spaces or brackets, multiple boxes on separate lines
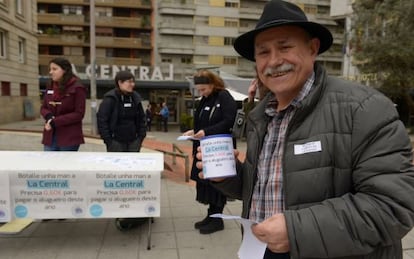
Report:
0,151,163,249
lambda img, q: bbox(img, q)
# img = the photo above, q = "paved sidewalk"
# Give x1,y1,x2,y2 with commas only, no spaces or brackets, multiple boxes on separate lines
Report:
0,119,413,259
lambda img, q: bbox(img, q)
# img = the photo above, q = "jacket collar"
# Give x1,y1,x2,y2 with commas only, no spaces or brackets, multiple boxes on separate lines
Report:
249,63,327,128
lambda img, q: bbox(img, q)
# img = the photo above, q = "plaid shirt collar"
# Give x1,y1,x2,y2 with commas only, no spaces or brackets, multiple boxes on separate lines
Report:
265,72,316,117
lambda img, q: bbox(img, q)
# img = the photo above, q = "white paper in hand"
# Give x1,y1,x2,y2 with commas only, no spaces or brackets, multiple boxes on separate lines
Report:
176,135,198,141
210,213,267,259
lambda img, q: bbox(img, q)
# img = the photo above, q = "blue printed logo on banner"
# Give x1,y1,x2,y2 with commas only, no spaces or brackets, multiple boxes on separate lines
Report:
72,206,85,217
14,205,28,218
0,210,6,218
89,204,103,217
145,203,157,215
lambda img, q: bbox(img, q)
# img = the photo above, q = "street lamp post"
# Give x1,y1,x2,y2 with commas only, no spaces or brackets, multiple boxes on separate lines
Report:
89,1,97,135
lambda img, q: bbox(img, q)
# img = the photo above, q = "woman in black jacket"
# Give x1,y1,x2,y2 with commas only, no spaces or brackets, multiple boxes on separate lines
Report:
182,69,237,234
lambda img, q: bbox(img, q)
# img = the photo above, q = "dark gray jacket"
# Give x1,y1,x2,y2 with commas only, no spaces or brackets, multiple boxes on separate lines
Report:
214,64,414,258
97,88,146,147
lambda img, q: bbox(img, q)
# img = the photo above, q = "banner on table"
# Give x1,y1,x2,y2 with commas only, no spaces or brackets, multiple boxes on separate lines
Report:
0,151,163,220
0,173,11,222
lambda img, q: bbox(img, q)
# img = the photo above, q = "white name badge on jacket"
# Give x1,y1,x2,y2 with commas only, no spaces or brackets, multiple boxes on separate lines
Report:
124,103,132,108
294,141,322,155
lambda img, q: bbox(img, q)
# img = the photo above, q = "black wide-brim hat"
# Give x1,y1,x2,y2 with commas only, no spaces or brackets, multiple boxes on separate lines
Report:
234,0,333,61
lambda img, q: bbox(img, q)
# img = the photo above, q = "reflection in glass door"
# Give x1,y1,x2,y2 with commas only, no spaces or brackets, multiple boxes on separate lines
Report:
149,90,179,123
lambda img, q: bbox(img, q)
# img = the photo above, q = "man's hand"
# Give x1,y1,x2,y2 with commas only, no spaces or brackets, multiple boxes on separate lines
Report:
251,213,290,253
248,79,258,102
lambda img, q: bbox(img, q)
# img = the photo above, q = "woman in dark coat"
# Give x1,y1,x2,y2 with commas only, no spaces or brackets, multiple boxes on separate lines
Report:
40,57,86,151
182,69,237,234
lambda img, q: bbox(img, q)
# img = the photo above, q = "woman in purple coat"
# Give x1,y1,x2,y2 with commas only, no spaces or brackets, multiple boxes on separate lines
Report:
40,57,86,151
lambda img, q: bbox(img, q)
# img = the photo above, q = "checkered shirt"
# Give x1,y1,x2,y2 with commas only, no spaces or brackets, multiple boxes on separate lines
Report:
249,73,315,222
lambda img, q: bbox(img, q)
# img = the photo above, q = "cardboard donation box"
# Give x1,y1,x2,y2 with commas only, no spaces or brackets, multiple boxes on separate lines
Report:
0,151,163,222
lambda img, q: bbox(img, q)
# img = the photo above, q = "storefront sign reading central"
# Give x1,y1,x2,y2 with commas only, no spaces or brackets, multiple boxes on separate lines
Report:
72,64,174,81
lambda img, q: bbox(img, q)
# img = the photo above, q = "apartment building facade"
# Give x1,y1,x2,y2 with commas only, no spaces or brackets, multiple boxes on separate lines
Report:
0,0,345,125
37,0,153,87
156,0,344,80
37,0,191,124
0,0,39,124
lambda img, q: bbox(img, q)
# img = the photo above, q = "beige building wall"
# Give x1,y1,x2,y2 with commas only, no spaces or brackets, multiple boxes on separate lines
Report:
157,0,344,79
0,0,40,124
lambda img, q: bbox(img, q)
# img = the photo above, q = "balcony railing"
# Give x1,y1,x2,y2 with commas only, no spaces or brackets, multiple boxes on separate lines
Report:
158,2,195,15
95,0,151,9
95,16,148,29
37,0,86,5
38,34,85,46
158,22,194,35
95,36,143,48
38,13,85,26
158,42,194,55
39,55,85,66
95,57,142,66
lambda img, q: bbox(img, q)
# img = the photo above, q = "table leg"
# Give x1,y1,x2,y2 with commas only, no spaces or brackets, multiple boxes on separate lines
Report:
147,217,153,250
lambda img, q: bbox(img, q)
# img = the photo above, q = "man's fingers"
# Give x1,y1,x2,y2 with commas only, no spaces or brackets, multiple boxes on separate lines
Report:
251,224,267,242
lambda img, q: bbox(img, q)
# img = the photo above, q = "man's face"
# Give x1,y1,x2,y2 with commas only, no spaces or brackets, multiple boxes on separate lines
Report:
118,78,135,93
254,26,319,102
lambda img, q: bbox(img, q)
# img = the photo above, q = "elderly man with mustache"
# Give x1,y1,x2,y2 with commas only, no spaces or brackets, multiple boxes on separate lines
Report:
196,1,414,259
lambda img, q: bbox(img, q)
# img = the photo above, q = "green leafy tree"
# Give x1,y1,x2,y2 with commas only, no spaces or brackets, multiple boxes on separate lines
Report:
351,0,414,124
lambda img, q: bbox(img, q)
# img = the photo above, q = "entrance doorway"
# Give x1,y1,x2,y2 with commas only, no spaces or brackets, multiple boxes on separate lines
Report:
149,90,179,123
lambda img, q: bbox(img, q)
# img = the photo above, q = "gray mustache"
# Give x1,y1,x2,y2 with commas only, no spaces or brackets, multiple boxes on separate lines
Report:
264,64,294,76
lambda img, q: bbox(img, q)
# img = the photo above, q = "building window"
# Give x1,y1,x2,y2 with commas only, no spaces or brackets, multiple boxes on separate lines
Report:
18,37,25,63
106,48,113,58
96,7,111,17
96,27,113,37
162,58,172,63
224,18,238,27
317,6,330,15
20,83,27,96
63,5,82,15
181,56,192,64
0,30,6,59
304,5,317,15
225,1,238,8
223,56,237,65
15,0,23,16
1,81,11,96
224,37,235,46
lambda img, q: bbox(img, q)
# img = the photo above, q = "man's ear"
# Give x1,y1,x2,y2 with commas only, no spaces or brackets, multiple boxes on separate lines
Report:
309,38,320,57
